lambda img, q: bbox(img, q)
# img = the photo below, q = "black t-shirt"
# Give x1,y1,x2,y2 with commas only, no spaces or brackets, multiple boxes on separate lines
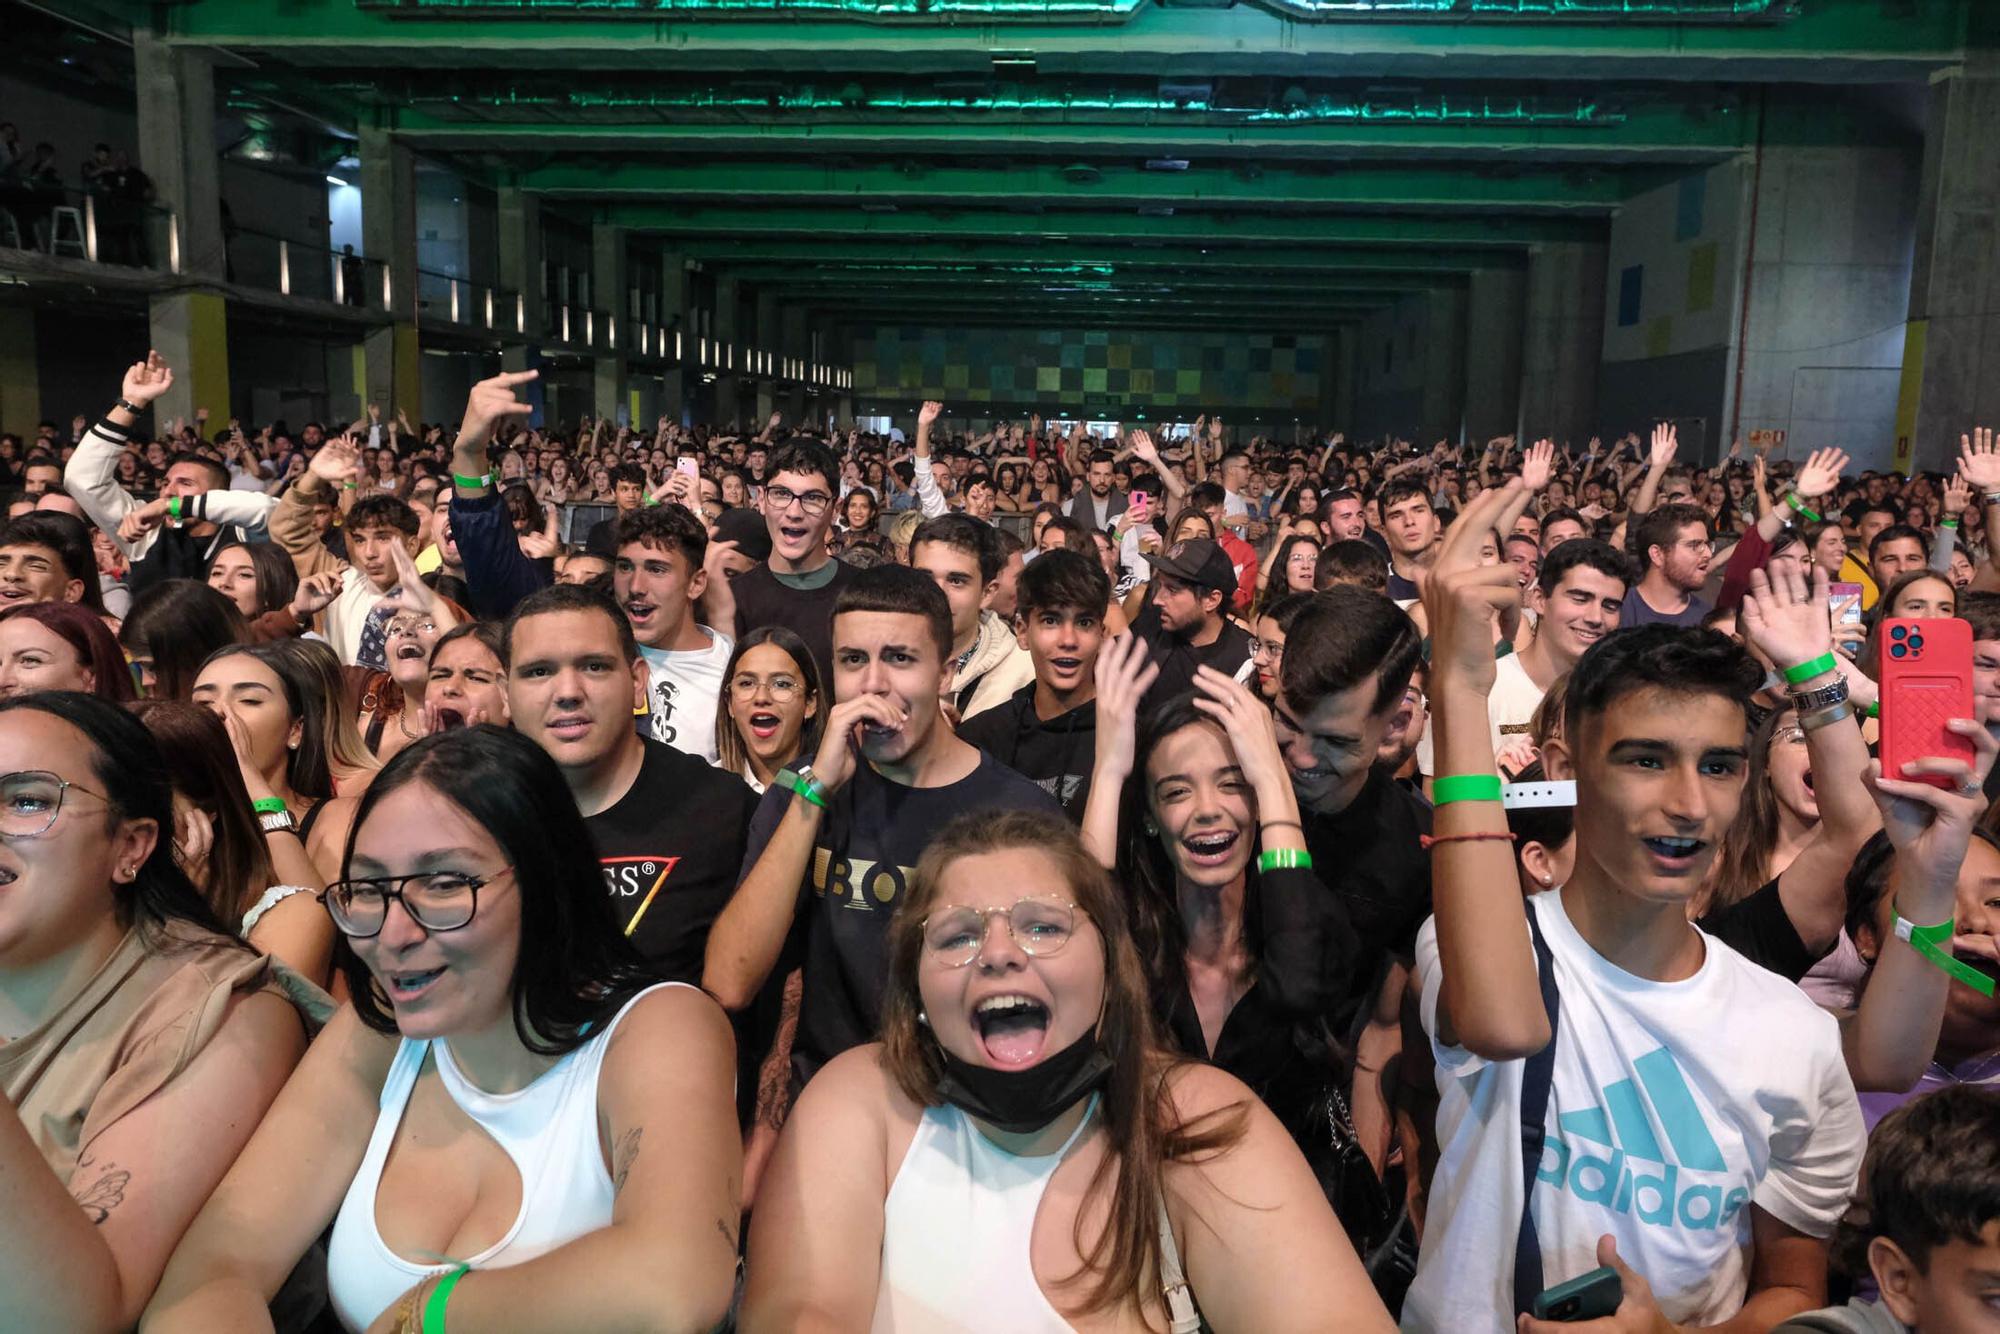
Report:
585,515,620,559
955,684,1097,822
1386,570,1421,601
1697,878,1826,983
1301,766,1434,1037
731,559,856,696
586,738,757,984
742,750,1064,1089
1131,602,1253,716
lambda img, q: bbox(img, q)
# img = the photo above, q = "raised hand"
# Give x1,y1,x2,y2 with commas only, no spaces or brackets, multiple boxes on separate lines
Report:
1944,472,1972,520
1647,421,1678,470
1959,427,2000,494
459,370,539,448
120,349,174,408
1128,429,1161,466
1191,666,1296,815
918,401,943,428
1518,438,1556,493
1793,446,1849,502
1865,719,1996,897
307,437,362,489
1421,563,1521,700
1092,633,1161,786
809,693,910,797
288,570,344,622
1737,563,1830,679
518,506,560,560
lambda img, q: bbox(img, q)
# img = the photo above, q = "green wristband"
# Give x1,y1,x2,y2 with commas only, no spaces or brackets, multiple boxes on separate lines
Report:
452,471,493,490
778,768,826,809
423,1265,469,1334
1785,493,1821,524
167,495,181,522
1895,912,1997,999
1431,774,1504,807
1782,652,1838,685
251,797,288,815
1258,847,1312,873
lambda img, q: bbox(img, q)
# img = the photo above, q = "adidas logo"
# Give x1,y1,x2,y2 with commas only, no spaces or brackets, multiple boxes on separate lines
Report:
1536,1046,1751,1231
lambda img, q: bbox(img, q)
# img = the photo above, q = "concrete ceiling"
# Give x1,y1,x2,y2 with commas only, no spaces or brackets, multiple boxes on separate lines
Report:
27,0,1983,333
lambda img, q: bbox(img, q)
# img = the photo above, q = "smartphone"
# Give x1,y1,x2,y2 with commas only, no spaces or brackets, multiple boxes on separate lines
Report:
1532,1266,1622,1322
676,456,700,482
1879,616,1976,790
1829,582,1864,628
1128,491,1151,523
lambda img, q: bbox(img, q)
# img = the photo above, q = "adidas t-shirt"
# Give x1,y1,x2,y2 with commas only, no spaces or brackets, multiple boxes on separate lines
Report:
638,625,731,764
1404,889,1863,1331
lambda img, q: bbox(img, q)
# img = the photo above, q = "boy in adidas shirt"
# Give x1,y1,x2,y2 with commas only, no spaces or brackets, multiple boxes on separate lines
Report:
1409,553,1868,1331
614,503,732,762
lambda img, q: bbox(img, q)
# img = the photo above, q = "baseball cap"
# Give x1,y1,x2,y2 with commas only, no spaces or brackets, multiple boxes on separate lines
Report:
713,506,772,562
1150,538,1237,595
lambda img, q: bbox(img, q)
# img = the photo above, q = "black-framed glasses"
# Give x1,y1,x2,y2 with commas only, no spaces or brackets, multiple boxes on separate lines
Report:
0,770,111,839
765,484,832,518
920,897,1079,968
319,867,513,938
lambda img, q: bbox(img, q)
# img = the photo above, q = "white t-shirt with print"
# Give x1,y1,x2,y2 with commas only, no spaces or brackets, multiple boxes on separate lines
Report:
1486,650,1549,753
1403,889,1863,1332
638,625,732,764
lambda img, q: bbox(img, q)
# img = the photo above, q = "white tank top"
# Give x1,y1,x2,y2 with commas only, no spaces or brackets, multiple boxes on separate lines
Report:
871,1098,1098,1333
325,982,688,1333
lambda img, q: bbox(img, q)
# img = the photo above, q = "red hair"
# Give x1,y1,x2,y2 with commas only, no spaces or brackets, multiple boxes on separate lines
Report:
0,602,135,701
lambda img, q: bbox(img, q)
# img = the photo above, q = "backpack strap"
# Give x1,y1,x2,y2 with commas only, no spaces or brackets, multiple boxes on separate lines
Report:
1512,896,1562,1317
1156,1192,1202,1334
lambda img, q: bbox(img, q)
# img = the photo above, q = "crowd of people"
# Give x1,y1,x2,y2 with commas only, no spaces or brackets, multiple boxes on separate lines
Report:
0,346,1996,1333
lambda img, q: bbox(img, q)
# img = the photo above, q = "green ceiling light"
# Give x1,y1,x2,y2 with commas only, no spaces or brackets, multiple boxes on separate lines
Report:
353,0,1790,13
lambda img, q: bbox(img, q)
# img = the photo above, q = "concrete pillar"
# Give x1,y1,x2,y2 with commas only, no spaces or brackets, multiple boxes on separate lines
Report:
1423,288,1468,444
780,305,808,423
147,290,231,423
1464,268,1527,443
1519,241,1608,447
494,185,545,425
359,126,419,419
659,249,687,426
1902,60,2000,471
592,222,629,425
134,34,224,282
753,290,779,427
0,305,38,439
713,274,740,428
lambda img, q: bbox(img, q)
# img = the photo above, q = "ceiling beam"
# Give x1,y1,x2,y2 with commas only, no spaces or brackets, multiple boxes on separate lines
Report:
519,159,1634,210
608,205,1598,247
161,0,1969,85
682,240,1515,272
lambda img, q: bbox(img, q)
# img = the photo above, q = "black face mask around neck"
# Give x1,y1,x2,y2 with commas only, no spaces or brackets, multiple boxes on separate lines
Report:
933,1026,1114,1135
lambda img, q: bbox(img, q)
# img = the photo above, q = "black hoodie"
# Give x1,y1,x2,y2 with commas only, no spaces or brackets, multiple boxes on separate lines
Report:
956,682,1096,823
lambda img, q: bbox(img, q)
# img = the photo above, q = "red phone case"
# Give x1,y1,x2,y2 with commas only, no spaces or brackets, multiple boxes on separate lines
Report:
1878,617,1976,790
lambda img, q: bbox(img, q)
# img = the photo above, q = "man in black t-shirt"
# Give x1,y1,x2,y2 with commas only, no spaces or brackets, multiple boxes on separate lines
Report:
1131,537,1253,716
704,565,1060,1089
503,582,754,983
714,438,853,691
957,548,1107,822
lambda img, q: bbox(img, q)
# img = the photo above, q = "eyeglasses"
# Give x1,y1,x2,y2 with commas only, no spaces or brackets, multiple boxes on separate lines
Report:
921,897,1079,968
387,618,437,639
1249,638,1283,660
319,867,513,938
0,770,110,839
765,485,832,518
730,673,803,702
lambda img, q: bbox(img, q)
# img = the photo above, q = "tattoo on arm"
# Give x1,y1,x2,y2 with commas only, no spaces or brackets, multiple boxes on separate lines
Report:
612,1127,643,1194
70,1151,132,1226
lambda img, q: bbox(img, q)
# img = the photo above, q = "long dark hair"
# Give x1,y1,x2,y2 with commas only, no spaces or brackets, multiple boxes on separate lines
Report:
0,692,235,947
880,810,1245,1319
123,578,248,700
198,642,336,800
208,540,299,617
129,699,276,922
338,725,660,1055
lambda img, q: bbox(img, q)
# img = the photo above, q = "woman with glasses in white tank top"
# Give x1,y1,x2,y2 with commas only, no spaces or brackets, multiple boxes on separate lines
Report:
743,809,1393,1333
143,725,742,1333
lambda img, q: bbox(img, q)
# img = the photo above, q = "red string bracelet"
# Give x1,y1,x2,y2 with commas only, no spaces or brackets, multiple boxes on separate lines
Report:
1420,831,1519,850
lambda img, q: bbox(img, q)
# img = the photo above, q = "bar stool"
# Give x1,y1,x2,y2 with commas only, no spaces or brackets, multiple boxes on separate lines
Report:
46,205,85,258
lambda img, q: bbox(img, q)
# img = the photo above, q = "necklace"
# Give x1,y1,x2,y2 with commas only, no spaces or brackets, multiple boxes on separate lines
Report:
395,704,421,741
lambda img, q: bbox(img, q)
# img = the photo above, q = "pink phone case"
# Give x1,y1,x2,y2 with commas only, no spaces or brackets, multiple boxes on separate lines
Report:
1878,617,1975,790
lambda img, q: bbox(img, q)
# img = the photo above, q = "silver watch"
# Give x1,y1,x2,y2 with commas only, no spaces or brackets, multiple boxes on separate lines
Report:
259,809,298,835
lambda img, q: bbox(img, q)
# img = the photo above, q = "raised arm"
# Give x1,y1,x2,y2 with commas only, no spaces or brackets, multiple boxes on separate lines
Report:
1079,634,1159,870
1933,473,1969,573
911,401,948,519
1127,430,1185,503
703,691,907,1009
1738,566,1880,953
65,352,172,555
447,371,550,620
1628,422,1677,518
1956,430,2000,592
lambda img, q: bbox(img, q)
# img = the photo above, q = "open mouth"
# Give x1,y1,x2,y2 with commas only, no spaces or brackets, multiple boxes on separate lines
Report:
1953,949,2000,984
387,965,445,1001
1048,656,1083,677
1640,835,1706,871
748,711,781,739
974,993,1051,1067
1182,828,1241,867
777,523,811,547
624,600,656,624
393,641,427,662
1802,769,1815,794
0,587,25,601
546,713,592,742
